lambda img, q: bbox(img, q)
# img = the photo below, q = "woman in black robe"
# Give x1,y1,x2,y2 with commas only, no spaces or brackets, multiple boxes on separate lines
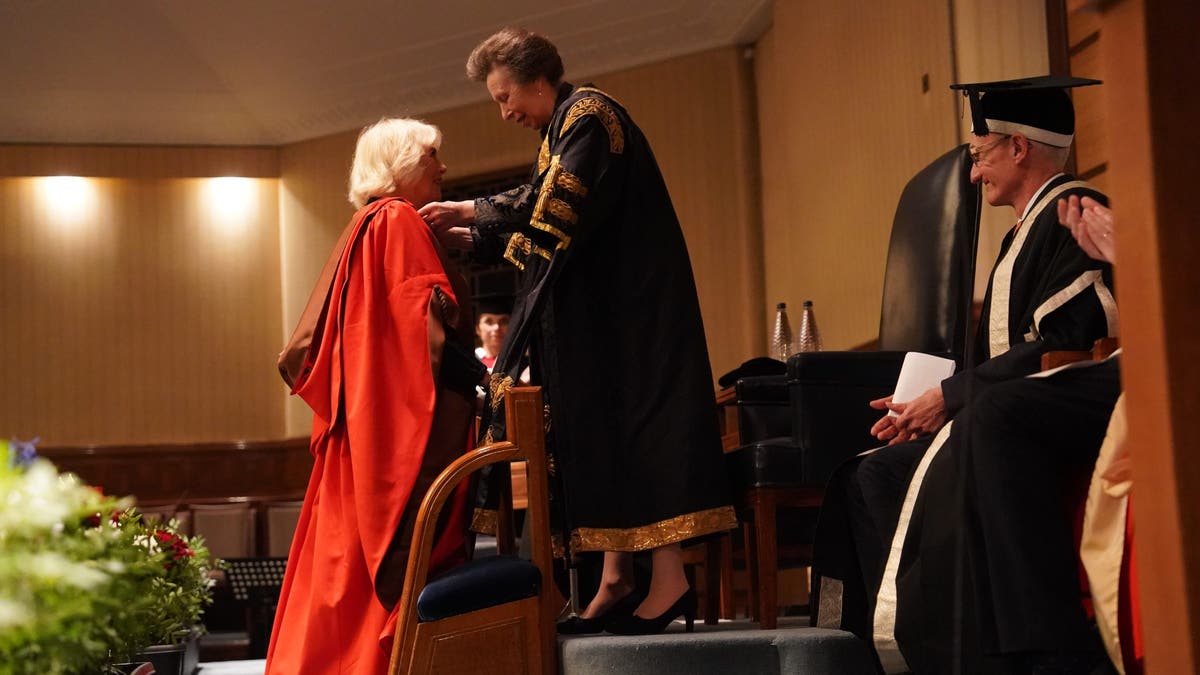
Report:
420,26,736,635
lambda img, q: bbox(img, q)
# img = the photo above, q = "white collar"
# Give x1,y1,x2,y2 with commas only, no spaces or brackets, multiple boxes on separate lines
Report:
1018,173,1066,224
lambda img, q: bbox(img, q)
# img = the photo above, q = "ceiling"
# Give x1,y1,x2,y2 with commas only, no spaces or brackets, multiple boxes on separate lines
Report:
0,0,771,147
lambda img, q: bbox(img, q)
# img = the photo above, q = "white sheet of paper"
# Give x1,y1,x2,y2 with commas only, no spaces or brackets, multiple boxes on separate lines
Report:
889,352,957,417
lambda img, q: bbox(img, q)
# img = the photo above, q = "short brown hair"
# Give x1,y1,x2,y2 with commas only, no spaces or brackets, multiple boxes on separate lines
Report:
466,27,564,85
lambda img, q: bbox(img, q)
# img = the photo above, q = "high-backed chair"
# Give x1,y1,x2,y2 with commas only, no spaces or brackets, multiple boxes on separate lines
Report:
389,387,556,675
189,500,257,560
264,499,304,558
729,144,981,628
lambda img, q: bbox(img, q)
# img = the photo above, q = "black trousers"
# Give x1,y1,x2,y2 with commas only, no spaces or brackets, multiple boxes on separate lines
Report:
896,359,1122,674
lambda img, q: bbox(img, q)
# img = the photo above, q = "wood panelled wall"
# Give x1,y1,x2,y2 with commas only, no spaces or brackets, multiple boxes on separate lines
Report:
0,145,285,445
1063,4,1106,187
278,47,764,436
755,0,958,349
952,0,1054,297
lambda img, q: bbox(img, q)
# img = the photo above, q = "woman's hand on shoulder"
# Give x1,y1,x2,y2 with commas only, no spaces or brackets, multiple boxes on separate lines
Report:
418,200,476,251
418,200,475,233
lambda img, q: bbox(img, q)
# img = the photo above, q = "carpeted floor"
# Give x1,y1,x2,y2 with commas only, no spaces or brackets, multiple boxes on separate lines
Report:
194,618,875,675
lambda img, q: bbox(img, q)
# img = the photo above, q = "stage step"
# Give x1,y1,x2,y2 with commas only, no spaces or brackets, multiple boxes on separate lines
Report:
193,621,875,674
559,618,875,675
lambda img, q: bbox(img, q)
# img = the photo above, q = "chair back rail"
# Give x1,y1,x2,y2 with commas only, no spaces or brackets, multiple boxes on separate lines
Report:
389,387,554,675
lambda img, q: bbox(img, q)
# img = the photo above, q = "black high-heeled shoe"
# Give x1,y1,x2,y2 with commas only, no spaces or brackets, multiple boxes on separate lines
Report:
556,591,642,635
604,588,696,635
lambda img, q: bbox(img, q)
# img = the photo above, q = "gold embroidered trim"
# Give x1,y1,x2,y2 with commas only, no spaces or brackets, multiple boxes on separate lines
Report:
532,158,560,221
569,505,738,552
546,198,577,224
530,157,574,251
502,234,526,271
574,86,624,107
502,232,552,270
471,508,498,535
489,373,514,411
551,533,566,559
531,219,571,250
556,168,588,197
530,154,576,252
537,135,551,175
560,96,624,154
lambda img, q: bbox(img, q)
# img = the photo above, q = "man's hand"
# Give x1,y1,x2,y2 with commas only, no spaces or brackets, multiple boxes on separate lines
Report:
418,200,475,251
1057,194,1117,264
870,387,947,445
869,396,902,443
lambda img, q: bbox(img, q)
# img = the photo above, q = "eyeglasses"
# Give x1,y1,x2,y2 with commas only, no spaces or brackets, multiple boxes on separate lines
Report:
969,135,1011,165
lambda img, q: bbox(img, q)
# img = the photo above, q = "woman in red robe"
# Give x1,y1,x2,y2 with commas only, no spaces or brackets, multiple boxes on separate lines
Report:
266,118,481,674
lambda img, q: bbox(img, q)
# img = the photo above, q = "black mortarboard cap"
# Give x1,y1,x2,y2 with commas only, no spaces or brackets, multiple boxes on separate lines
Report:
950,75,1101,147
476,292,514,315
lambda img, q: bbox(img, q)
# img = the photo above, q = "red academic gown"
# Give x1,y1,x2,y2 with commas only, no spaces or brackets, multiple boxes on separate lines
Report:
266,198,473,674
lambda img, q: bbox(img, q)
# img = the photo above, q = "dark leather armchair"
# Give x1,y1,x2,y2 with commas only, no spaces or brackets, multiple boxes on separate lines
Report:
728,144,981,628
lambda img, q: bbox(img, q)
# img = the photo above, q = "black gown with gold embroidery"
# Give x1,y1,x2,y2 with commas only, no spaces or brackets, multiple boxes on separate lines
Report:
470,82,737,555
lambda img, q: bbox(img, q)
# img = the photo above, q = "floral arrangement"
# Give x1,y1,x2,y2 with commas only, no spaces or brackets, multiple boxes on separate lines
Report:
0,439,218,674
125,512,217,647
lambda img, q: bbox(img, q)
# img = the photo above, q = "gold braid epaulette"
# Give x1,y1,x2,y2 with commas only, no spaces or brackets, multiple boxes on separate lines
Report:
560,96,624,154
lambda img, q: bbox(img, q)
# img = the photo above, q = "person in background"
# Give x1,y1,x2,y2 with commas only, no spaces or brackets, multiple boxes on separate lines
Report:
420,27,736,635
473,293,513,372
268,118,482,674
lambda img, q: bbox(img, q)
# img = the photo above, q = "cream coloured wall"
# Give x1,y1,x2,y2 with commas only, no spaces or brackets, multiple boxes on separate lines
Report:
755,0,959,350
0,145,284,445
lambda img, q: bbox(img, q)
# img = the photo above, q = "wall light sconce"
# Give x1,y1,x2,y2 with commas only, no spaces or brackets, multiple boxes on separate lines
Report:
205,177,257,232
37,176,97,228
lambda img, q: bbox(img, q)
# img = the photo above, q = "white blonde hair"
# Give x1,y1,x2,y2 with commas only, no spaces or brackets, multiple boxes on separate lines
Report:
347,118,442,208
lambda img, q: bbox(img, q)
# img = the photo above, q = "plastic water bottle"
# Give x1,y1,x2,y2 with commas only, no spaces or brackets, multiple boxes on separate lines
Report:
771,302,793,362
796,300,822,352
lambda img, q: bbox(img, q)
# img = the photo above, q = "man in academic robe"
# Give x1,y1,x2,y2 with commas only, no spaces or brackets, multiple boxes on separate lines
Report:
811,78,1119,674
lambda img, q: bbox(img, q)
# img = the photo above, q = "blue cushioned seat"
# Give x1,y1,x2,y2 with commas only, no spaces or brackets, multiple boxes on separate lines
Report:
416,555,541,622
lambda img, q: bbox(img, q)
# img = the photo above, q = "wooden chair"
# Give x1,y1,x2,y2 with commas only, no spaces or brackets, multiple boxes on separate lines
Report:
388,387,557,675
1041,336,1120,370
189,500,256,560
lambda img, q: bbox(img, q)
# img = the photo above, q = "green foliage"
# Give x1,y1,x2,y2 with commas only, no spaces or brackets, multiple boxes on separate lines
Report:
0,459,218,674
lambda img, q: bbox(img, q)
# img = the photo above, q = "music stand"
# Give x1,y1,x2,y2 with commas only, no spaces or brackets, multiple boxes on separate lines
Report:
223,557,287,658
